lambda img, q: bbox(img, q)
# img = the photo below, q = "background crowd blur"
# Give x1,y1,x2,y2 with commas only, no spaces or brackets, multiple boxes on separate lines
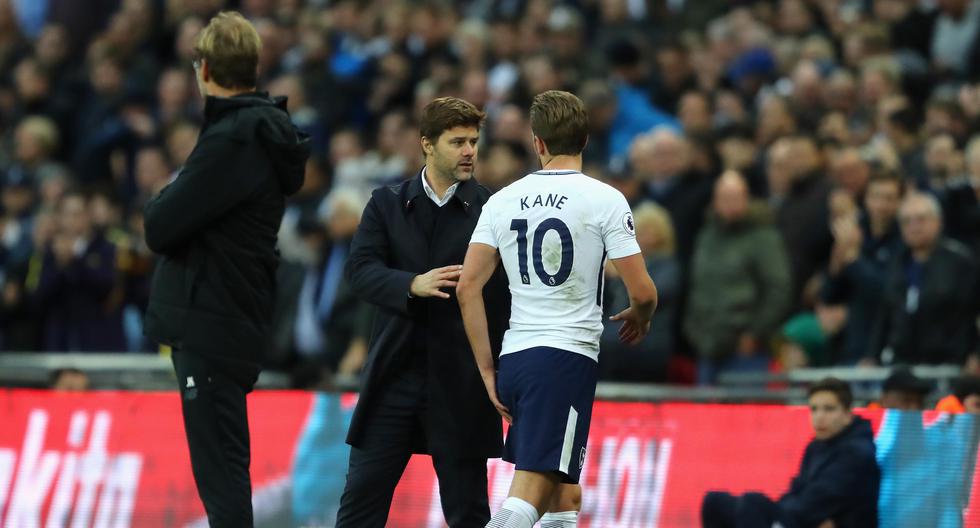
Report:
1,0,980,389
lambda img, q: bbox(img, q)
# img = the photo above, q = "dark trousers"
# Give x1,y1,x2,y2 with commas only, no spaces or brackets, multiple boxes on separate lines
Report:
172,350,255,528
335,368,490,527
702,491,782,528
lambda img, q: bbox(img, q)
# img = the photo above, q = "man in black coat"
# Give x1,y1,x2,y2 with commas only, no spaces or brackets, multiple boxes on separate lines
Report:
870,192,979,366
335,97,507,527
142,12,310,528
702,378,880,528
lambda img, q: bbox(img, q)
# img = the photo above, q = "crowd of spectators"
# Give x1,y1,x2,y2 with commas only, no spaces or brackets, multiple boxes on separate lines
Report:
2,0,980,386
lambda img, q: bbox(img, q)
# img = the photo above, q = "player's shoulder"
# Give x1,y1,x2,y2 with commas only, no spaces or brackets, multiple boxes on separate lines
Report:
572,172,629,205
484,173,534,203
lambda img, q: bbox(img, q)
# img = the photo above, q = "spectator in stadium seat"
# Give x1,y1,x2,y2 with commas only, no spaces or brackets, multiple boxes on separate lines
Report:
869,192,979,366
702,377,880,528
822,171,905,365
879,366,932,410
935,375,980,413
49,367,90,391
767,135,834,306
600,202,680,382
30,191,126,352
882,105,929,188
685,170,792,384
629,128,712,265
942,135,980,253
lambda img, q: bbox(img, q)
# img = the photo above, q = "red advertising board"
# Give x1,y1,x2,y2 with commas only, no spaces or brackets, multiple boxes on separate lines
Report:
0,389,976,527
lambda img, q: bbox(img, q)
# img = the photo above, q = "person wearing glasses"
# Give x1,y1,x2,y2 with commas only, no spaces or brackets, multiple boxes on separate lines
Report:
869,192,979,367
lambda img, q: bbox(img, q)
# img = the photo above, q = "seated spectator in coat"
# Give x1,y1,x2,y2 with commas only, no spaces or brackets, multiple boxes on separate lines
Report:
870,192,979,366
879,366,932,410
822,171,905,365
685,170,792,384
50,367,90,391
702,378,880,528
600,202,680,382
936,375,980,414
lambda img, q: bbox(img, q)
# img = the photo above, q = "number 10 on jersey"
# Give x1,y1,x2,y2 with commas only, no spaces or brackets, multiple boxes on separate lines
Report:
510,218,574,287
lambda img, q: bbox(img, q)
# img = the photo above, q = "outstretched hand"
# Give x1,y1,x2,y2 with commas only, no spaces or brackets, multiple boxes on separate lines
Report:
610,306,651,345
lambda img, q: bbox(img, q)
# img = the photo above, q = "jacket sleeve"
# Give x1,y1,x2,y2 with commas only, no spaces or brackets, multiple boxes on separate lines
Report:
344,192,417,315
748,228,793,337
29,250,65,304
778,446,877,526
143,131,261,254
868,261,900,361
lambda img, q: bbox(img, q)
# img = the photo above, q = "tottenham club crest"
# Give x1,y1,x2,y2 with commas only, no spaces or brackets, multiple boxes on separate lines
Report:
623,212,635,236
579,447,587,469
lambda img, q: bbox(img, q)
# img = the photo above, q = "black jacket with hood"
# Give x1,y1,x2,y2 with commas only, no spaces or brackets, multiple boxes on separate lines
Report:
144,92,310,382
778,416,880,528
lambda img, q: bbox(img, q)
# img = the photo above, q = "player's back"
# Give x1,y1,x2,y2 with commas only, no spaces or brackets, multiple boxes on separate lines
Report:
474,169,639,362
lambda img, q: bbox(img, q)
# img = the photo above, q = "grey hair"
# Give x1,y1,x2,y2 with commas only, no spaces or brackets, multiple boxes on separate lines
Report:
900,191,943,220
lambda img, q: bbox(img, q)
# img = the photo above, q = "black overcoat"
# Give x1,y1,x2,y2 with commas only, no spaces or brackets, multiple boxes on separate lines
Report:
344,171,508,458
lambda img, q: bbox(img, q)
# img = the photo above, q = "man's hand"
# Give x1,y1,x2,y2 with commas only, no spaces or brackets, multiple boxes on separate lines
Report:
481,371,512,424
410,265,462,299
610,306,651,345
829,216,861,273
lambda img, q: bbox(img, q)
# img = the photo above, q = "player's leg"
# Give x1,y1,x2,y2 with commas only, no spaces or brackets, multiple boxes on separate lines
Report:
487,470,560,527
541,484,581,527
335,370,422,527
487,347,597,528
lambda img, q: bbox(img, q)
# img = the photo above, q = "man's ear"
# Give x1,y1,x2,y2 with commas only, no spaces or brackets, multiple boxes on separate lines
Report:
421,136,433,156
532,134,546,156
201,58,210,83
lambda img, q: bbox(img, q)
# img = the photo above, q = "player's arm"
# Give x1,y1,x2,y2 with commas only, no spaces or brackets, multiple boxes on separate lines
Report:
457,242,511,422
609,253,658,345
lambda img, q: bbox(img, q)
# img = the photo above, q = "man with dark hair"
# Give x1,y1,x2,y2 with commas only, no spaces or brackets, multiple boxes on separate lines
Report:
335,96,508,527
880,366,932,410
702,377,880,528
822,170,904,364
458,89,657,527
143,11,311,527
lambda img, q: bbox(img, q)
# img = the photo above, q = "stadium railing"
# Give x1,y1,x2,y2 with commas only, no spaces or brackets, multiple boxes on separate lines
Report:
1,352,944,404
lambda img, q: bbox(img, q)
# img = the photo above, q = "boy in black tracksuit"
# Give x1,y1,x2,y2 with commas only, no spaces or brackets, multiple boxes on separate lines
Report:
702,378,880,528
143,12,310,527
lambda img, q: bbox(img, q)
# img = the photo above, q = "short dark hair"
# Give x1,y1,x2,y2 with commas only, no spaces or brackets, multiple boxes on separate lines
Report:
888,106,920,135
193,11,261,89
808,377,853,409
419,97,485,142
530,90,589,156
867,169,905,195
953,375,980,403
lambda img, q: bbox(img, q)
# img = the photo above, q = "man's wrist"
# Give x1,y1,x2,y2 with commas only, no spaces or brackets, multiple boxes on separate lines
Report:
408,275,418,298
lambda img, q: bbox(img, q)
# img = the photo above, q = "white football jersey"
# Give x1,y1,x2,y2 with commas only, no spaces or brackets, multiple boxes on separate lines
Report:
470,169,641,362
